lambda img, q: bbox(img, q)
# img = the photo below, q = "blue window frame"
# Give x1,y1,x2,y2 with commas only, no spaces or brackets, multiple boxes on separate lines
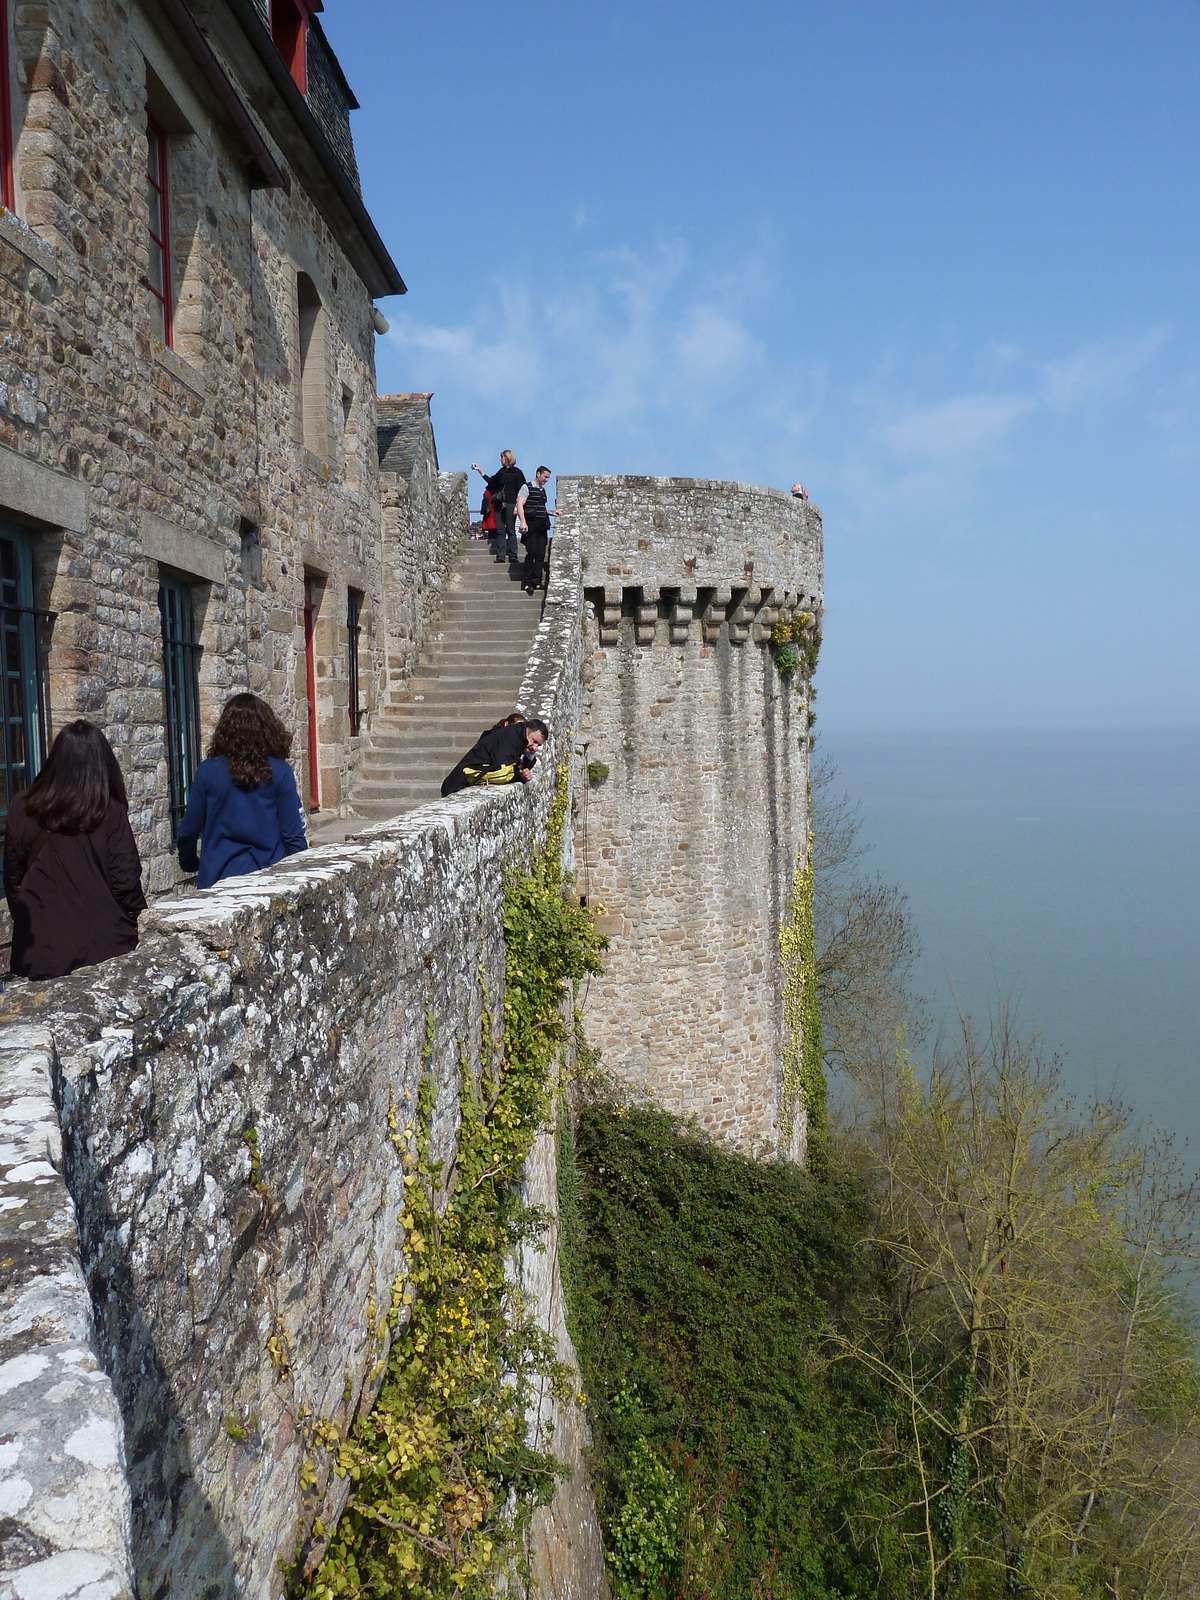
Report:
0,522,52,835
158,573,202,843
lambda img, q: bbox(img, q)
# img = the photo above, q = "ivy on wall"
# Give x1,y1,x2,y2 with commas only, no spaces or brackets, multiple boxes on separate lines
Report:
780,825,825,1146
295,767,606,1599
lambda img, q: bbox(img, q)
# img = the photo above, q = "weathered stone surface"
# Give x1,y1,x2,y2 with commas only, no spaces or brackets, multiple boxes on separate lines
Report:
0,1028,133,1600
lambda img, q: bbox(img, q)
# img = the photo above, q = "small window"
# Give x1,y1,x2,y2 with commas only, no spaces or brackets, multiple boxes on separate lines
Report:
0,0,13,214
0,523,52,836
158,574,201,842
147,113,173,349
271,0,308,94
347,589,363,737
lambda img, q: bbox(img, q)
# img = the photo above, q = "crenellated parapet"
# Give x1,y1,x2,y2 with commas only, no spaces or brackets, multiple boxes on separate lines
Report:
559,474,824,1161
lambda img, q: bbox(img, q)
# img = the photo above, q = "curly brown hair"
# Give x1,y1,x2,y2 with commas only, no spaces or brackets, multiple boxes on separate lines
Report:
209,693,293,790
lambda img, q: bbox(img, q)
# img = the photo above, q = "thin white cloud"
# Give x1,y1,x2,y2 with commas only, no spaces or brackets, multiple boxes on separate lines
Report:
878,392,1036,463
1037,329,1168,411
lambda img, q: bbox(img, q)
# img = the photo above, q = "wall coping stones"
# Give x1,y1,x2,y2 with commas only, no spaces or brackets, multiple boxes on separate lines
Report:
0,1027,134,1600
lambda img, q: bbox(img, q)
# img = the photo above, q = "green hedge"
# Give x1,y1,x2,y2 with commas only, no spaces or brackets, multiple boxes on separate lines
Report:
560,1099,890,1599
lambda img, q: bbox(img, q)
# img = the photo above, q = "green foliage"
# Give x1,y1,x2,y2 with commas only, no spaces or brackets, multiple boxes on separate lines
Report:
608,1401,683,1600
296,767,607,1599
781,830,826,1146
561,1098,887,1599
587,759,611,786
770,614,822,679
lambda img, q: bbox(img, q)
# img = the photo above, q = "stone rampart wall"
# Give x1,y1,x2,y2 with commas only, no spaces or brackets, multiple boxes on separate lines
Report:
379,464,469,699
0,526,601,1598
563,475,823,1157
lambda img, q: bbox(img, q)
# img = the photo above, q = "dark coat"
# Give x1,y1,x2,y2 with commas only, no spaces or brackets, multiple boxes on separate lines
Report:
4,792,147,980
441,722,530,796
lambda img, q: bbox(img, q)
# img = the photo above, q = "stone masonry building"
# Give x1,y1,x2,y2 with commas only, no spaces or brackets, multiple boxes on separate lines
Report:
0,0,420,896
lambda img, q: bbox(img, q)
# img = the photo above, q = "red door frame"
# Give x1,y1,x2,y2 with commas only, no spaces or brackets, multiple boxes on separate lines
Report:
1,0,15,214
303,576,319,811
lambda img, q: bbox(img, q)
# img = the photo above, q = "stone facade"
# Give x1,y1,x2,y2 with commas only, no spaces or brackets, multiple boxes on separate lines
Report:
0,0,407,894
565,475,824,1157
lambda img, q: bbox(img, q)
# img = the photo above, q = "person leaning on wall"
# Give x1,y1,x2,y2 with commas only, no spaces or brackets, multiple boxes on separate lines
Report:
3,720,148,980
440,717,548,796
177,693,307,888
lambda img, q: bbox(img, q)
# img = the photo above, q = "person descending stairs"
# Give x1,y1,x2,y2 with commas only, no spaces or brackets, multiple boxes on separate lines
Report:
338,539,545,822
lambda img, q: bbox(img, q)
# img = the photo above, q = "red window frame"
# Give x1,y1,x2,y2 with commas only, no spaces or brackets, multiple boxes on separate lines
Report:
270,0,310,95
146,112,172,349
0,0,14,213
303,576,320,811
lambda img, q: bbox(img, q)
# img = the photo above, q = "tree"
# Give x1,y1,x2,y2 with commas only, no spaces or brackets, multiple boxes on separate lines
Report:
840,1007,1200,1599
811,754,923,1080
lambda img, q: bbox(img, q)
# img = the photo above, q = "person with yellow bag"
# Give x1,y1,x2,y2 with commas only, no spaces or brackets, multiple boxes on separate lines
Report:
440,717,548,797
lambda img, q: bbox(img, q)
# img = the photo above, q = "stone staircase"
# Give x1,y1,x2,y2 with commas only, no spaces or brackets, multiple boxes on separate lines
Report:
341,541,544,823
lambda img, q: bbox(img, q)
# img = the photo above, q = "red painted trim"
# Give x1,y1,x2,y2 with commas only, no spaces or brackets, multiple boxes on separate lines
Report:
269,0,309,95
147,112,173,348
303,576,320,810
0,0,14,214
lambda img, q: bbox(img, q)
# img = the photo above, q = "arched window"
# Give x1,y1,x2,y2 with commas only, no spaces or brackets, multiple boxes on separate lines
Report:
296,272,329,461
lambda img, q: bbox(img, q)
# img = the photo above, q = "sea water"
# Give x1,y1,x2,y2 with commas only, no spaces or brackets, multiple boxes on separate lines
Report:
821,729,1200,1161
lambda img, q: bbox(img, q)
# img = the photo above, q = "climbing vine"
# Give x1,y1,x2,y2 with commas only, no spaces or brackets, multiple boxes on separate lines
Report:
295,766,606,1599
780,822,825,1146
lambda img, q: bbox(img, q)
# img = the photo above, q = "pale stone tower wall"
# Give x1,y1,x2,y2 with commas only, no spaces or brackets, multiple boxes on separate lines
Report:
564,475,824,1158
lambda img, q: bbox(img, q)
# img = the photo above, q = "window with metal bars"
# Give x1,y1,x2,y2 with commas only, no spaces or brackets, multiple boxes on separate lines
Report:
0,524,53,842
0,0,14,215
347,588,363,736
146,112,172,349
158,575,201,843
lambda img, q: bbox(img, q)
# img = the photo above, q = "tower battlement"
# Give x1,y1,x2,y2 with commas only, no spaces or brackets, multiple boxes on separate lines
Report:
559,474,824,1158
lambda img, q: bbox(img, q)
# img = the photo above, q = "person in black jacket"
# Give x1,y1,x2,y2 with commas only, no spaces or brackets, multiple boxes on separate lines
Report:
4,720,147,980
441,718,548,797
517,466,555,593
471,451,525,563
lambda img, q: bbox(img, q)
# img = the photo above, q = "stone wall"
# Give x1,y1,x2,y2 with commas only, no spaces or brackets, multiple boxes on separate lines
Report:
377,394,469,700
0,521,593,1597
564,475,824,1157
0,0,399,883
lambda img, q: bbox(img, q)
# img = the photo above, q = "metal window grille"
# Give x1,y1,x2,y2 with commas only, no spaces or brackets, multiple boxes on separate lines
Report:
347,588,362,736
159,576,201,842
146,113,172,349
0,528,53,838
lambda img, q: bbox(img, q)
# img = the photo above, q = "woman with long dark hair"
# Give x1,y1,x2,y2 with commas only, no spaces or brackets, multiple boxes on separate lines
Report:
4,720,147,979
177,693,307,888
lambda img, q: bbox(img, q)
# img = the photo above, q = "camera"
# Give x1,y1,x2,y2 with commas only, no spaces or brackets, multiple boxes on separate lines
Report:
517,750,538,773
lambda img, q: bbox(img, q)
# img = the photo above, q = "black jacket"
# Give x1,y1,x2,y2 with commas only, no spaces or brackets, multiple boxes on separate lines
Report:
441,722,531,796
4,793,147,980
485,465,526,509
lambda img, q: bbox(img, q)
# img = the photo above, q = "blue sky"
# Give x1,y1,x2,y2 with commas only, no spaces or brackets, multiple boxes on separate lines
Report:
324,2,1200,732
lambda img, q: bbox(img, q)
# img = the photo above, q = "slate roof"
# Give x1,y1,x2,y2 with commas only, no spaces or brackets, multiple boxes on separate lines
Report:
377,394,438,479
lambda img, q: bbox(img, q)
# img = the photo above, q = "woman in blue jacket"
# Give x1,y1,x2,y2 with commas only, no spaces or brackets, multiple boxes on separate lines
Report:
178,694,307,888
